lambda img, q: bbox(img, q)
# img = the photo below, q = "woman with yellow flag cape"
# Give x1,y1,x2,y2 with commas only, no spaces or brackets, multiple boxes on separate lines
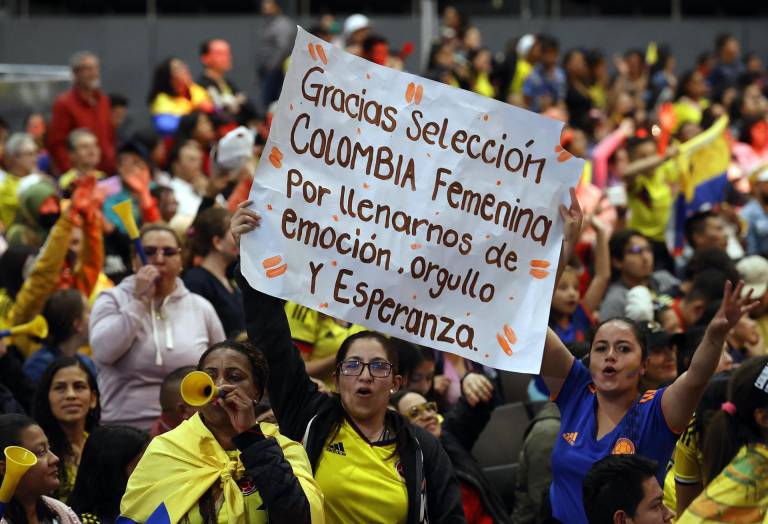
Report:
119,341,324,524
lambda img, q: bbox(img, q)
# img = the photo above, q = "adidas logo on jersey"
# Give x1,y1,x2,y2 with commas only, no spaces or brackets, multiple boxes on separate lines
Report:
562,432,578,445
327,442,346,455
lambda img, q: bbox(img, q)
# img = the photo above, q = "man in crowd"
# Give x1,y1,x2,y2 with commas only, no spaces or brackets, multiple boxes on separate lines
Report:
48,51,115,175
199,38,247,117
58,129,105,193
255,0,295,108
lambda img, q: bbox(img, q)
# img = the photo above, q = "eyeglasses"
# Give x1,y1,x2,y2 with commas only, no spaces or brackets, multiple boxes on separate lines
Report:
338,359,393,378
405,401,438,420
144,246,181,258
625,245,652,256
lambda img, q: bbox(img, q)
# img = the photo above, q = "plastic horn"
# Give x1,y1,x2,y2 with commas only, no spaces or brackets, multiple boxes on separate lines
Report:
0,446,37,516
111,200,147,265
180,371,224,406
0,316,48,340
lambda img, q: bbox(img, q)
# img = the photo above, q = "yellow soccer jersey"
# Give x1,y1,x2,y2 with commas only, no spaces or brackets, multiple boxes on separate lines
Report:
314,419,408,524
285,302,320,345
312,318,367,361
678,443,768,524
674,422,704,485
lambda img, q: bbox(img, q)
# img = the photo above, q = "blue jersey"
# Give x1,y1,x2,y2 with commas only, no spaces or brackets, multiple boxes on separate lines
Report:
550,360,679,524
552,303,593,345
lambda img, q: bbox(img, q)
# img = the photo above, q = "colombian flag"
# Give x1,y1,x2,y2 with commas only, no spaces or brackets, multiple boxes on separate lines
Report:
673,116,730,251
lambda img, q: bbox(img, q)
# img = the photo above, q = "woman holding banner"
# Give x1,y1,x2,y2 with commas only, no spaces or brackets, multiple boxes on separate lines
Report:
539,193,758,523
230,201,466,524
0,414,81,524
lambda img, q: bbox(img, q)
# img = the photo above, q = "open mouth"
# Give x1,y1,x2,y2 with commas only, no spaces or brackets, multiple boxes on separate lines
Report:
355,387,372,398
602,366,617,377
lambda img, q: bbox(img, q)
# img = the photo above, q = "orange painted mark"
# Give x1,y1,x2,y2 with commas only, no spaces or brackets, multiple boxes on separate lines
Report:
530,259,550,268
529,268,550,279
405,82,415,103
362,183,370,189
315,45,328,65
289,103,294,110
496,180,501,186
271,147,283,160
503,324,517,344
412,294,417,300
266,264,288,278
483,114,489,122
267,204,273,211
318,302,329,308
331,260,337,267
308,43,317,60
262,256,282,269
410,243,422,250
414,84,424,104
366,73,371,80
332,214,338,221
497,333,513,356
269,155,281,168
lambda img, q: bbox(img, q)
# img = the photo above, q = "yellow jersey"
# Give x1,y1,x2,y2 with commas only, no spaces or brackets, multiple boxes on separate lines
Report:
628,158,680,242
678,443,768,523
314,419,408,524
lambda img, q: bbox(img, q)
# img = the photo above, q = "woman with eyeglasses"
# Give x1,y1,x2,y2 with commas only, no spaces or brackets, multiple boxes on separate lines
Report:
90,224,225,429
392,374,511,524
230,203,465,524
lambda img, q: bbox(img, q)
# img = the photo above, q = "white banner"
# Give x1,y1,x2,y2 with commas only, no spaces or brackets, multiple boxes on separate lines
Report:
242,27,583,373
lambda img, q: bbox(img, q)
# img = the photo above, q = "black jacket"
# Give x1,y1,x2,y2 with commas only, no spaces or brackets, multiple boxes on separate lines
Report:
237,268,466,524
442,396,512,523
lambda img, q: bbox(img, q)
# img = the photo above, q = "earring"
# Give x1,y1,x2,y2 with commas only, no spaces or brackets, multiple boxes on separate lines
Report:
389,389,395,394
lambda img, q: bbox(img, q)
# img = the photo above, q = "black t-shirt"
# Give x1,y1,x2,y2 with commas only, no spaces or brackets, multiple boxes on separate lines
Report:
182,265,245,339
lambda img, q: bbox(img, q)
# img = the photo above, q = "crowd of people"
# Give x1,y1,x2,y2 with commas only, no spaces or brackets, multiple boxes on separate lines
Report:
0,1,766,523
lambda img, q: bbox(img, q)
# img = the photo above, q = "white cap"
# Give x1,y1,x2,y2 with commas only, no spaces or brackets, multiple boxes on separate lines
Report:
215,126,254,170
737,255,768,298
516,34,536,57
344,14,370,36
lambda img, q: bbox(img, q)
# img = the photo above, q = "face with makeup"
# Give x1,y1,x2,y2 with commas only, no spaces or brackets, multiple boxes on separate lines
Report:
589,320,646,396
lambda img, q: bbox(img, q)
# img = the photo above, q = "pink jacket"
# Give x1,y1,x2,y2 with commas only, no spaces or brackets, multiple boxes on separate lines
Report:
90,276,225,429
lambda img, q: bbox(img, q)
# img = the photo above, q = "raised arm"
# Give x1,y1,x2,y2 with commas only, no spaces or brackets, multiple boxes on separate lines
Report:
622,145,679,184
661,281,758,432
581,216,611,314
231,201,330,441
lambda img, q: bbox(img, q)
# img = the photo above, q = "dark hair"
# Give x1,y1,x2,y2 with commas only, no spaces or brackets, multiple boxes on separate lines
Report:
687,269,728,305
167,138,198,172
592,317,649,361
335,331,400,374
0,414,57,524
684,248,740,283
138,223,182,248
684,210,717,249
608,228,645,263
199,39,214,56
160,365,196,412
31,357,100,498
739,116,767,146
626,136,656,159
174,112,210,145
108,93,129,108
362,34,388,55
197,341,268,403
147,58,177,104
150,185,174,203
538,34,559,53
0,245,38,299
583,454,659,524
42,290,86,347
675,70,699,101
188,207,230,261
390,389,420,411
715,33,735,53
68,425,149,522
689,371,732,451
702,356,768,483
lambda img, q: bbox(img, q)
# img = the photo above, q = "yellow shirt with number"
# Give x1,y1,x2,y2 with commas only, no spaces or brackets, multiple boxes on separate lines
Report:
314,419,408,524
628,158,680,242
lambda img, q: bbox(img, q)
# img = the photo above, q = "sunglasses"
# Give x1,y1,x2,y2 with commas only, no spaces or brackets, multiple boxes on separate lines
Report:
144,246,181,258
405,401,438,420
338,359,393,378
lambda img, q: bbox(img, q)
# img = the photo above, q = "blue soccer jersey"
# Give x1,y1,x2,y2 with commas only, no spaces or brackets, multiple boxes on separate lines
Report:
550,359,680,524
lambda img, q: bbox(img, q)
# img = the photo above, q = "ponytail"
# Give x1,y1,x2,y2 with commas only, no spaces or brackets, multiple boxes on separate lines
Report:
701,356,768,483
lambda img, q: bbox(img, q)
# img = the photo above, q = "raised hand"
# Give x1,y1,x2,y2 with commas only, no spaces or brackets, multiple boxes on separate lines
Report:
709,280,759,337
215,384,258,433
230,200,261,247
462,373,494,407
